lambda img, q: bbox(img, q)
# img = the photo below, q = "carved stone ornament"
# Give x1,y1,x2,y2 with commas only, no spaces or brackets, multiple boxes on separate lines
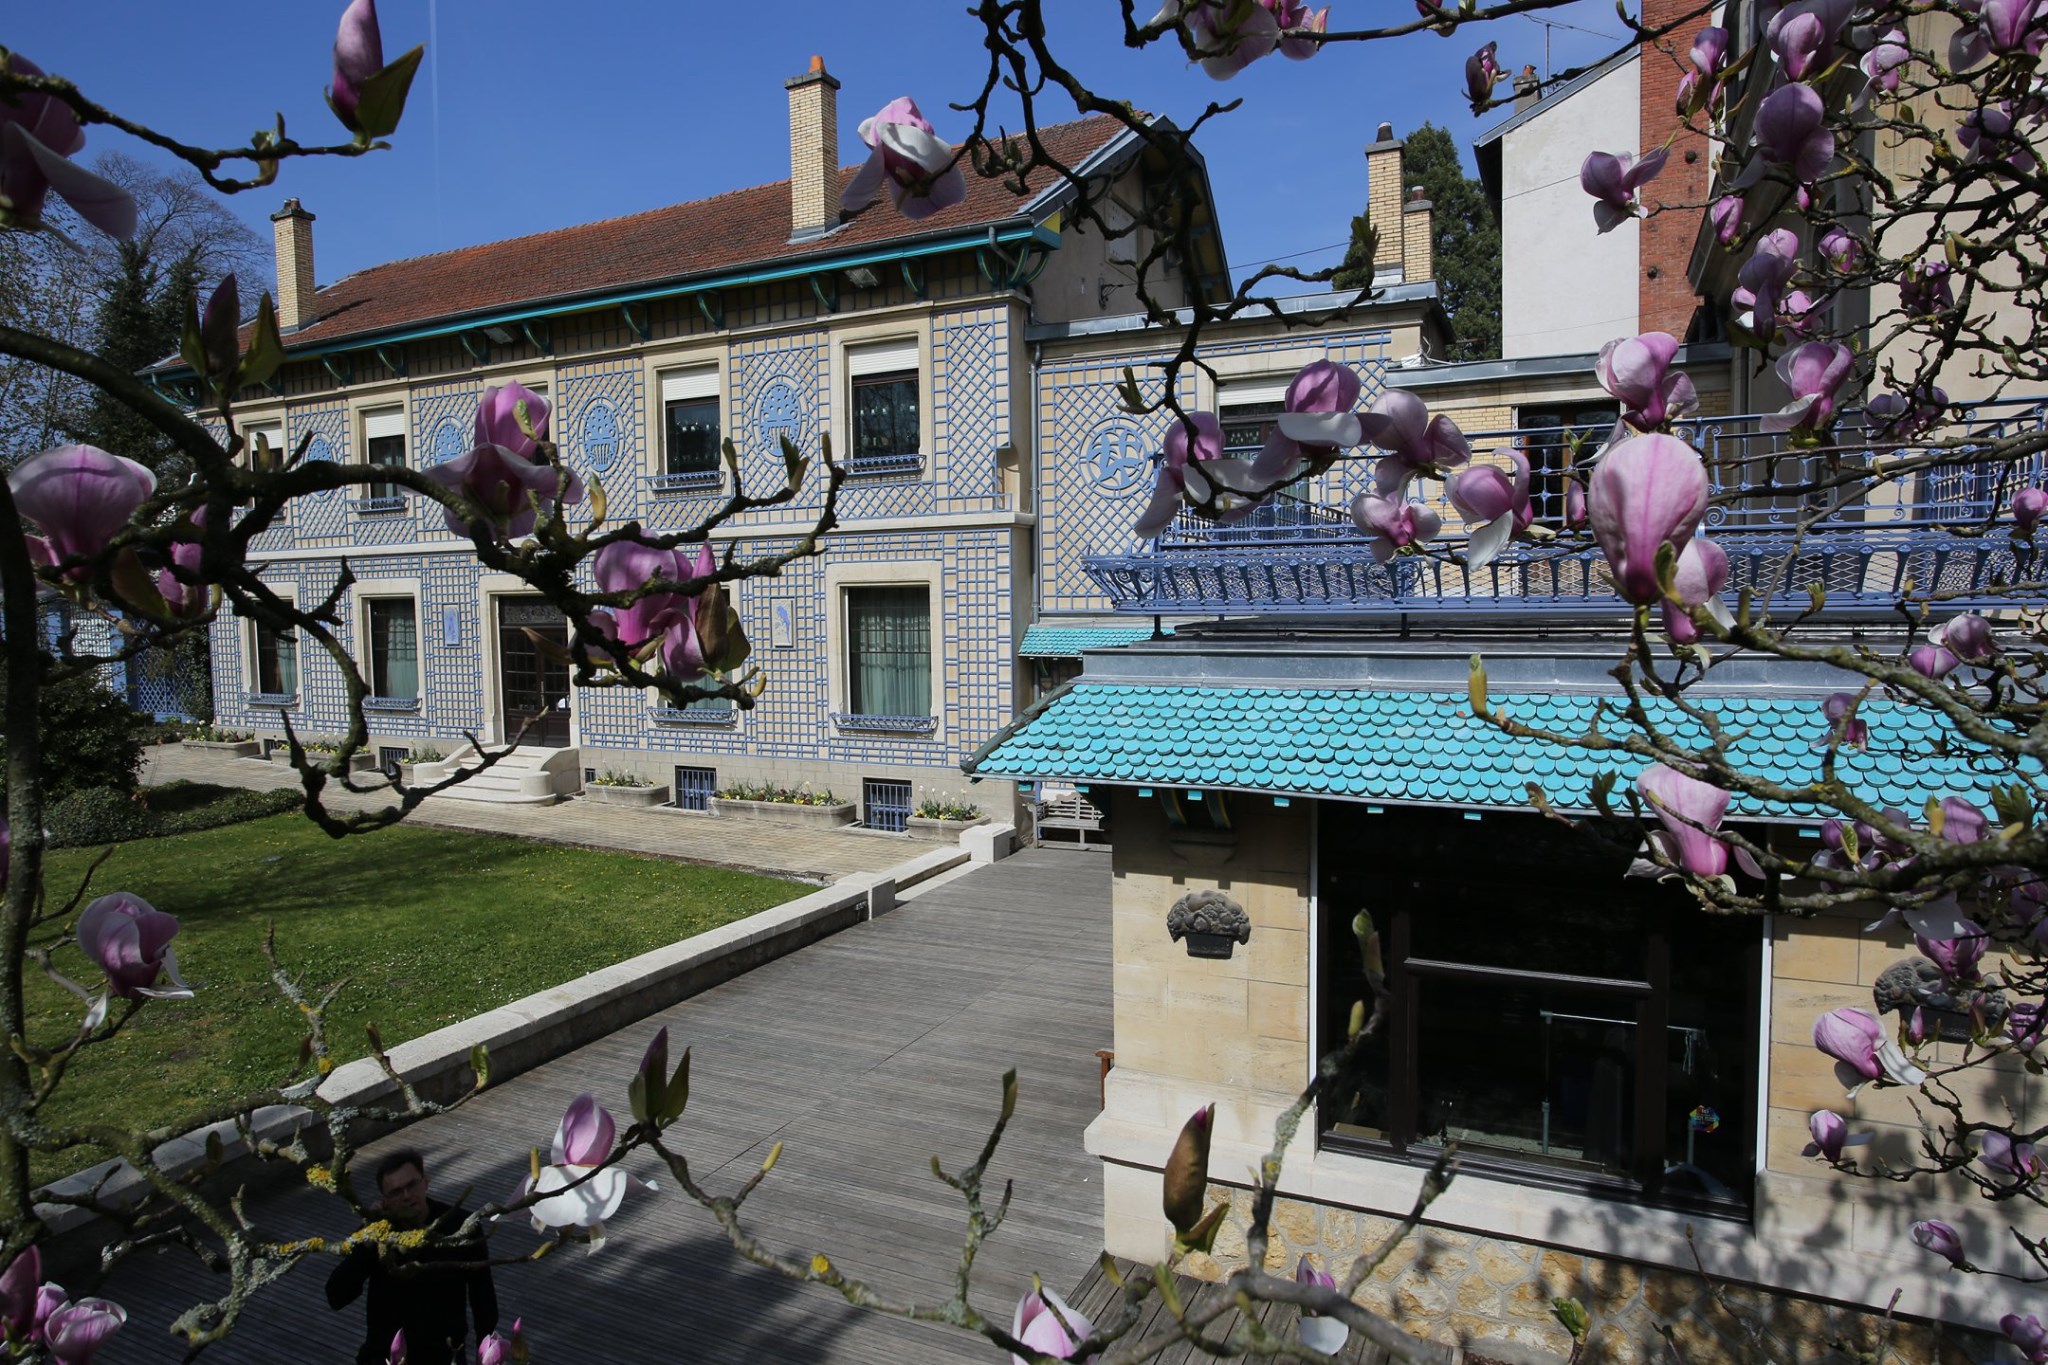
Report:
1167,889,1252,959
1872,958,2009,1034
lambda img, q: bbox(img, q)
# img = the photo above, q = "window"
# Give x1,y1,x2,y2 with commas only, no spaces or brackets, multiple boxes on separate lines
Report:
673,765,717,812
847,339,921,474
845,586,931,719
363,408,406,504
365,598,419,701
863,777,913,832
1214,379,1313,530
253,618,297,697
1517,403,1618,525
659,368,721,484
242,421,283,471
1316,807,1760,1212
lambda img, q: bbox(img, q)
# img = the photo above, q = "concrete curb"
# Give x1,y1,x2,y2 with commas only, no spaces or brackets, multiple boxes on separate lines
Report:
34,836,1005,1256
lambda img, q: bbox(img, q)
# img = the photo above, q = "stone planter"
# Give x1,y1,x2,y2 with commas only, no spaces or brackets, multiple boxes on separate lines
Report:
270,747,374,772
585,784,669,808
905,814,991,842
186,739,261,759
709,797,857,829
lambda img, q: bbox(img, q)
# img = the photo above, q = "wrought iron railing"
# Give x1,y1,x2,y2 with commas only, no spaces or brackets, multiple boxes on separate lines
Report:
1084,402,2048,617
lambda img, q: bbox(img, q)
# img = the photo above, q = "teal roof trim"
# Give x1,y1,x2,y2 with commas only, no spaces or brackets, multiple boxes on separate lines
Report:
964,684,2019,818
1018,625,1173,658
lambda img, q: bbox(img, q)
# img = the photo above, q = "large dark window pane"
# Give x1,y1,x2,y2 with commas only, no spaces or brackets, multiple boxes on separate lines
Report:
367,598,418,699
664,399,721,475
366,432,405,500
852,373,919,462
255,621,297,695
1517,404,1616,525
846,585,930,717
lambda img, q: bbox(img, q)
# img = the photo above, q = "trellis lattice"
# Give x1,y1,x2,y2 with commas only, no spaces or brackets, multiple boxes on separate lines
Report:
562,361,644,525
287,404,352,542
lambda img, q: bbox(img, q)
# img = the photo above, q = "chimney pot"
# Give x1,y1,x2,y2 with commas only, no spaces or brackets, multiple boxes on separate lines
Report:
1375,121,1394,143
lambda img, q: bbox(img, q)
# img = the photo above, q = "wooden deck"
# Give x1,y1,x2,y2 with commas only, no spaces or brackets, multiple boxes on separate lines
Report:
1065,1259,1393,1365
88,847,1114,1363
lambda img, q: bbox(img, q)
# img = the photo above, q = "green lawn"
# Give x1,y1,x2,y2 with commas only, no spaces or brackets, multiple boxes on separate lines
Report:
29,814,803,1183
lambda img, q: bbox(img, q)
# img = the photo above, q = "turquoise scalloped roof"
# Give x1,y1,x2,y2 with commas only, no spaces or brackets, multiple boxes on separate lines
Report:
966,685,2019,817
1017,625,1172,658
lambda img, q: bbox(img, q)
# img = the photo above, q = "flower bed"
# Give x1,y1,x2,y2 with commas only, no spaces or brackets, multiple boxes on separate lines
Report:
586,783,669,808
905,813,992,841
709,796,857,829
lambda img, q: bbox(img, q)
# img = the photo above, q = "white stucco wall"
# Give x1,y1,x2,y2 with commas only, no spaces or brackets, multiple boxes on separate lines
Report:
1499,55,1642,359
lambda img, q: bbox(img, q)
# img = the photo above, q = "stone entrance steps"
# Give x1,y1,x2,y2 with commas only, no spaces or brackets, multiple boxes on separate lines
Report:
419,744,580,806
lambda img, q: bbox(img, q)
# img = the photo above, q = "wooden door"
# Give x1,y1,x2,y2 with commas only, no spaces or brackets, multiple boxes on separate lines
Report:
496,598,572,747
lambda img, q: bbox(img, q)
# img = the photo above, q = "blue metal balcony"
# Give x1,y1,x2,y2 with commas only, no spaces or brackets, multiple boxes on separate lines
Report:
1080,402,2048,618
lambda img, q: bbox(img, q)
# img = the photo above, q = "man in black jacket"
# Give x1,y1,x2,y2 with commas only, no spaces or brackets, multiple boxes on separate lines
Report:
327,1149,499,1365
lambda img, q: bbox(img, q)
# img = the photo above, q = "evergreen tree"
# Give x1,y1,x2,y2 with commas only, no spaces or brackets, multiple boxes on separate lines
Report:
1328,124,1503,361
79,239,202,482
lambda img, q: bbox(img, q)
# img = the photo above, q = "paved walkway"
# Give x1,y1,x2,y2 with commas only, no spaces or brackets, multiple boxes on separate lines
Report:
144,746,923,884
89,845,1114,1364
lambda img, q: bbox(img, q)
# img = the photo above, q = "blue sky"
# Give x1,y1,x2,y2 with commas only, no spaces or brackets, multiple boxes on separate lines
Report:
14,1,1623,291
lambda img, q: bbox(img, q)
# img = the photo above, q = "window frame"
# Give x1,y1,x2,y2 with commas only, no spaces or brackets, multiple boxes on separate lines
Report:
657,365,724,491
842,335,925,478
1514,401,1619,527
364,597,421,704
360,407,408,510
824,563,942,739
241,590,300,704
352,578,425,712
1314,806,1763,1217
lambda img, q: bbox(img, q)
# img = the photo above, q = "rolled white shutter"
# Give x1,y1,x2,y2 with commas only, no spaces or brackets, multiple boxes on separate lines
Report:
243,423,283,457
847,338,919,377
363,410,406,440
660,368,718,403
1217,377,1292,408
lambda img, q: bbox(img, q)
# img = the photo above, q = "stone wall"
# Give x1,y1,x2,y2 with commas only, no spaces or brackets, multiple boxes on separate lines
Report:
1182,1185,1986,1365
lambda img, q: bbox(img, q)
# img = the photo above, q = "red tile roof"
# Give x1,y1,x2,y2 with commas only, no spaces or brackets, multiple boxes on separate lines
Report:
282,115,1130,351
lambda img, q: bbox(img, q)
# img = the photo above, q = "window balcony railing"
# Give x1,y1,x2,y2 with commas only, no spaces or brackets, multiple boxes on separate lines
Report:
844,452,924,479
651,470,724,496
649,703,736,725
831,712,938,734
363,695,420,713
1081,401,2048,618
352,495,407,515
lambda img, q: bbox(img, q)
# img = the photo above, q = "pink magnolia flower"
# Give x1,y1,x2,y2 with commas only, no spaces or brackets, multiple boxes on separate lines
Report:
523,1094,636,1234
428,386,585,540
1580,148,1668,234
1253,359,1363,484
1597,333,1698,430
1938,795,1990,844
1813,811,1913,874
41,1297,126,1365
0,1247,39,1336
1981,1131,2042,1181
1821,692,1868,749
157,507,213,620
1709,195,1744,245
1911,1220,1965,1268
329,0,384,133
1817,227,1860,274
1732,230,1800,340
1751,83,1835,184
1900,259,1956,317
1011,1287,1093,1363
1909,642,1959,679
1937,613,1996,663
1448,451,1532,569
1959,102,2039,171
1587,433,1710,605
1765,0,1852,80
478,1320,526,1365
1357,390,1469,493
473,380,550,461
841,98,967,221
1134,411,1261,539
0,53,136,240
1294,1255,1349,1354
32,1283,66,1342
1813,1007,1886,1081
1565,478,1588,530
386,1330,408,1365
2003,1313,2048,1364
1802,1109,1871,1162
1865,385,1949,440
1350,491,1440,562
1266,1,1329,60
1917,915,1988,980
8,444,157,581
1637,763,1732,877
193,274,242,387
2013,486,2048,538
1661,536,1729,644
1951,0,2048,69
76,893,191,1000
1691,25,1730,74
1465,42,1502,110
1861,28,1911,93
589,536,711,660
1762,342,1855,435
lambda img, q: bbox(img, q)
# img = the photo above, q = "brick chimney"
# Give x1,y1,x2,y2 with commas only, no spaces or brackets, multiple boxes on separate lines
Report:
1637,0,1707,339
1364,123,1406,281
270,198,317,332
1402,186,1436,284
786,56,842,238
